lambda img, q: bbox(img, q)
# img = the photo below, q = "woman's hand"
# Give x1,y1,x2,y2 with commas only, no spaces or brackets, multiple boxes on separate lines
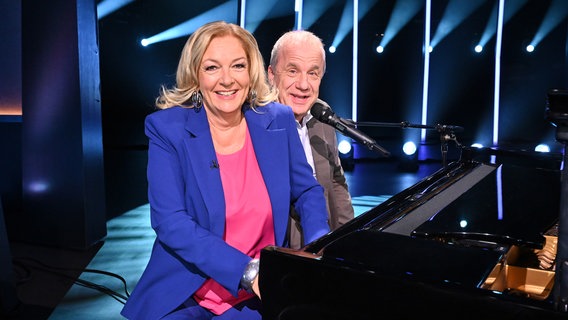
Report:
252,275,261,299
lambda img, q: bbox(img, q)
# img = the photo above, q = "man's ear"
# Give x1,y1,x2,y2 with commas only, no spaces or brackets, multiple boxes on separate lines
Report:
267,65,275,85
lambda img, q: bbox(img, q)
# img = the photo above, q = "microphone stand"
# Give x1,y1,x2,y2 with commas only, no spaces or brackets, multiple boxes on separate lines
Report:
344,120,463,167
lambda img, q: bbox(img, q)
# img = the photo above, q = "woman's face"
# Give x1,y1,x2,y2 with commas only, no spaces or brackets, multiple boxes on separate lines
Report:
199,35,250,117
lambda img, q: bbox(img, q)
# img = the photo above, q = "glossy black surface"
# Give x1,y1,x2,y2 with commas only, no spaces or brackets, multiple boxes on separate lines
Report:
413,162,560,248
260,147,566,320
321,230,504,288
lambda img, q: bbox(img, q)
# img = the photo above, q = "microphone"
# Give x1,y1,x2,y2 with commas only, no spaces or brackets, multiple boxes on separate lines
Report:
310,102,390,157
435,124,464,133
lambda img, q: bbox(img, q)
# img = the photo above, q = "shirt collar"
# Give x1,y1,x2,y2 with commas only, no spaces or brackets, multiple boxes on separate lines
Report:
296,112,313,128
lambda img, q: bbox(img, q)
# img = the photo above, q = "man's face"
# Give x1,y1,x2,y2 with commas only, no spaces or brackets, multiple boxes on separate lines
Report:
268,45,324,121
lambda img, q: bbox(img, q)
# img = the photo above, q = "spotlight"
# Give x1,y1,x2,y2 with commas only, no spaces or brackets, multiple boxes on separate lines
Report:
329,46,336,54
338,140,352,155
376,45,384,54
402,141,417,156
535,144,550,153
526,44,535,53
398,141,419,172
474,45,483,53
338,139,354,171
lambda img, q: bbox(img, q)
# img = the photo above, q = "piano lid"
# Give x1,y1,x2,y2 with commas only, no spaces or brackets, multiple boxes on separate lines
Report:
410,160,560,249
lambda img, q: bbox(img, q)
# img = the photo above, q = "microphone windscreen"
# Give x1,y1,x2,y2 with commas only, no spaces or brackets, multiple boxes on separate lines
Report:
310,102,334,123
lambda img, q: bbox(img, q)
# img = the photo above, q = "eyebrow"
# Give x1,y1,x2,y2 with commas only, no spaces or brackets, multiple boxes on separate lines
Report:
283,62,321,70
202,56,247,64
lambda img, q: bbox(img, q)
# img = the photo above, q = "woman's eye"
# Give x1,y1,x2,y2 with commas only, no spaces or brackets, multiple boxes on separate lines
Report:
204,65,218,72
234,63,246,69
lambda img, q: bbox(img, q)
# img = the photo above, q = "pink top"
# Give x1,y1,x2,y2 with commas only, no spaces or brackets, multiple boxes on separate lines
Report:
193,126,275,315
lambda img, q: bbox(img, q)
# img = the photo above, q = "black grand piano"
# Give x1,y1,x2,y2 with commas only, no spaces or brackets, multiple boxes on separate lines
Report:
260,146,566,319
260,90,568,319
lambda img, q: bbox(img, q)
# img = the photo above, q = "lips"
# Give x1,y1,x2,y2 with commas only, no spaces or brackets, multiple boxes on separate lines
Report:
290,93,311,105
216,90,237,96
291,93,309,99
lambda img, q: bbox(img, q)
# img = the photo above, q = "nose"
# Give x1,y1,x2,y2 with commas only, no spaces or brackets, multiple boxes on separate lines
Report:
220,68,235,86
294,72,309,90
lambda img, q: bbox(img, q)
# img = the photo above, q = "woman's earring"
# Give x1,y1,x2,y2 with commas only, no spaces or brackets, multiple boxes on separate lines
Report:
248,89,257,105
191,91,203,110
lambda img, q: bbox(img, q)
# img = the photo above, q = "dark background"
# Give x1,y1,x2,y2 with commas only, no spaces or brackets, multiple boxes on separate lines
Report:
97,0,568,153
0,0,567,244
0,2,566,317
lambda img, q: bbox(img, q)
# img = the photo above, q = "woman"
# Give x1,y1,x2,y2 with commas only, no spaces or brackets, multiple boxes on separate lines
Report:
121,21,330,319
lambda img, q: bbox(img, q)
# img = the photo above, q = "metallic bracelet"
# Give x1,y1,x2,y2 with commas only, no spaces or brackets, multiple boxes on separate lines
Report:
240,258,260,292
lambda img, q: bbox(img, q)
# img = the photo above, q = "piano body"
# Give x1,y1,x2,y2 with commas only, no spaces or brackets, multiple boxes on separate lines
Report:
260,147,567,319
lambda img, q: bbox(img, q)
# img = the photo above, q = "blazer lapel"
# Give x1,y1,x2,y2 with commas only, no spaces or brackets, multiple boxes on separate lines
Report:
246,108,290,245
183,108,226,237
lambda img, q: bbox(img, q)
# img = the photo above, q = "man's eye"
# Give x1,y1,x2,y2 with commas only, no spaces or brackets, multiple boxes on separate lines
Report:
308,71,320,79
286,69,298,77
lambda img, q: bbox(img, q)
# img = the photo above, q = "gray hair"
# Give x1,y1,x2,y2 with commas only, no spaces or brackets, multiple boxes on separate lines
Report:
269,30,326,74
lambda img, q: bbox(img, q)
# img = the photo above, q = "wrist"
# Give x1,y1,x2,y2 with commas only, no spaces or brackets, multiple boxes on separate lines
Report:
240,258,260,292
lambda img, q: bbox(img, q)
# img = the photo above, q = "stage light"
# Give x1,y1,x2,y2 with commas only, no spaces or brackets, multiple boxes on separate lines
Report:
398,141,419,172
421,0,431,143
525,44,535,53
476,0,526,53
338,139,354,171
402,141,417,156
471,143,484,148
535,144,550,153
376,45,384,53
294,0,303,30
338,139,352,155
329,46,336,54
243,0,279,33
377,0,422,52
493,0,505,147
429,0,485,50
329,1,354,53
97,0,134,20
300,0,335,30
474,45,483,53
526,0,568,54
139,1,237,47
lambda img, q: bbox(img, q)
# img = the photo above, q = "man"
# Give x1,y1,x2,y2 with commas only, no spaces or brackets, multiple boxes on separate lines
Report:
268,30,354,249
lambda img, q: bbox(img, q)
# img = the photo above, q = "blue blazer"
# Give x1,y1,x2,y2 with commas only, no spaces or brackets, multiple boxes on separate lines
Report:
121,102,330,319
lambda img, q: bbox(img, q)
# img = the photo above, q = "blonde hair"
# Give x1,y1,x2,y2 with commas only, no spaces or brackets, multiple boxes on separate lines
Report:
156,21,277,109
269,30,326,75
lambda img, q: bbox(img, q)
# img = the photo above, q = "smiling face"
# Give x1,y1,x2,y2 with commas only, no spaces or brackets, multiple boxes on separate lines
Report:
199,35,250,118
268,43,324,122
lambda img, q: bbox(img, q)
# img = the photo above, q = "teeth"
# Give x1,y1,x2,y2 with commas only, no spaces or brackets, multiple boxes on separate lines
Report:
218,91,236,96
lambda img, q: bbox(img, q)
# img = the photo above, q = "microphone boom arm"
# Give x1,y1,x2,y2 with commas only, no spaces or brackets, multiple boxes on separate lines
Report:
347,120,464,133
345,120,464,167
337,119,391,156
